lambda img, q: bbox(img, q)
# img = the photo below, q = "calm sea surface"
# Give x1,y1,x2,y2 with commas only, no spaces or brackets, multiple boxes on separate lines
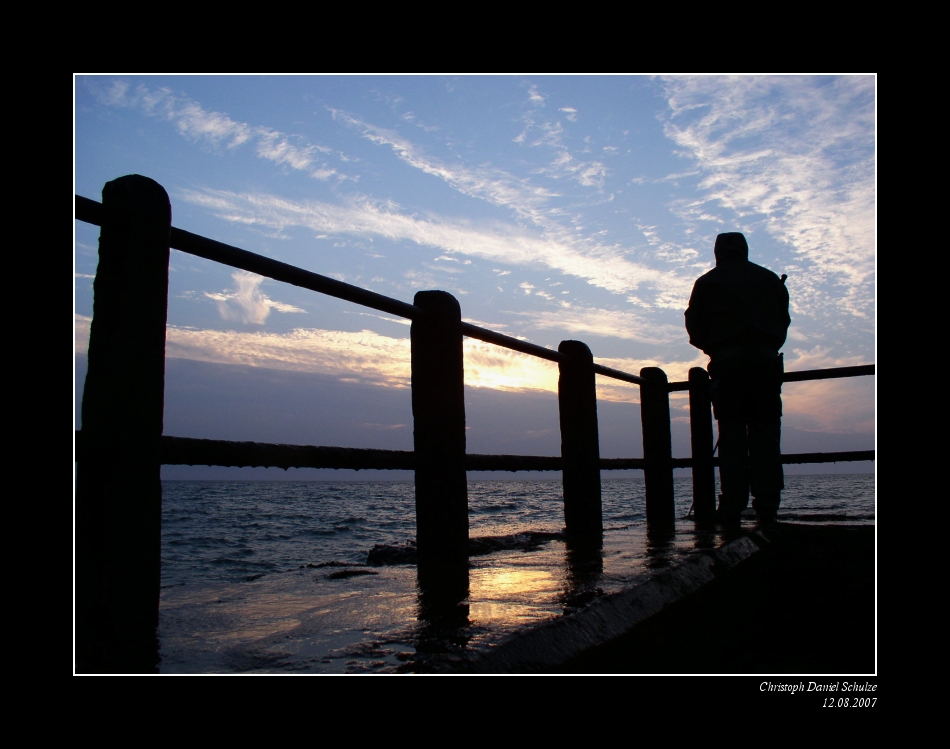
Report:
158,474,874,673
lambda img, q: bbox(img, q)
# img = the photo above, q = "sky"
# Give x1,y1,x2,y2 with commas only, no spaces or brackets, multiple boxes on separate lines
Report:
74,75,876,479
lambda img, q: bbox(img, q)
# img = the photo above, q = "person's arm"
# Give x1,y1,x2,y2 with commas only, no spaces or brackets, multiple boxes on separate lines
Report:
685,281,709,352
776,281,791,350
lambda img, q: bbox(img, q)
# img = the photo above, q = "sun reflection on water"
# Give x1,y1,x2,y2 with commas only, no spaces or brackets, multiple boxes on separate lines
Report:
467,563,565,626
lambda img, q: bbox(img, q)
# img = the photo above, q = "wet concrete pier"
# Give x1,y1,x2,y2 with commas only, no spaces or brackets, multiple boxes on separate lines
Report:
470,523,874,674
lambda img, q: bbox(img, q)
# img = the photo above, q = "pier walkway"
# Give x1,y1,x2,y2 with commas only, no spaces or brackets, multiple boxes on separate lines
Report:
471,522,875,674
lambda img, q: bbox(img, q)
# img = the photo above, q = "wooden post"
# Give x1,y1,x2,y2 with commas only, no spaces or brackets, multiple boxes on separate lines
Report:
639,367,675,526
558,340,602,541
410,291,469,593
688,366,716,523
75,175,171,672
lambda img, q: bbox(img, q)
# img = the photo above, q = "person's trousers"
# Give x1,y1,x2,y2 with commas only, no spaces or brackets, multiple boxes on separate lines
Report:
717,420,783,516
709,353,784,517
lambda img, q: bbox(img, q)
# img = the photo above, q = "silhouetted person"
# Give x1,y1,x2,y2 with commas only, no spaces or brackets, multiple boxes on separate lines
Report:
685,233,790,527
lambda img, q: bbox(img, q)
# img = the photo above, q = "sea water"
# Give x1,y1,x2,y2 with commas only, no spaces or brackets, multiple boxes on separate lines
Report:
157,474,874,673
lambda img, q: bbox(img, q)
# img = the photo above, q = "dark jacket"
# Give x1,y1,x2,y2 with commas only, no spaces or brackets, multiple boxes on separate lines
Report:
685,257,790,359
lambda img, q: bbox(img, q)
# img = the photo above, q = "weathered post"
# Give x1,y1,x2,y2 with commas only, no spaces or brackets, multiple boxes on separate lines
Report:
410,291,469,594
558,340,602,541
75,175,171,672
688,366,716,523
639,367,675,526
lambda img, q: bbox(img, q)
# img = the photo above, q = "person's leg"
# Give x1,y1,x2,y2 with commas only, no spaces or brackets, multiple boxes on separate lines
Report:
717,420,749,524
749,419,783,522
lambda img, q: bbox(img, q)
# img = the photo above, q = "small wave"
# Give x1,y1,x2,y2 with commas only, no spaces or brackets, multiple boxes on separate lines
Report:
367,541,417,566
212,557,271,567
468,531,563,556
303,560,365,568
327,569,379,580
781,513,875,522
366,531,564,567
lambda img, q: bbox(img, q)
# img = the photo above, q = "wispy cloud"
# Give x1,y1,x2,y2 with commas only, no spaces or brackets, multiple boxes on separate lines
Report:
165,325,412,386
330,108,558,222
515,302,685,345
464,338,558,393
204,271,305,324
782,378,874,434
538,150,607,188
345,310,411,327
99,87,692,306
592,351,710,403
181,188,694,305
332,106,610,247
75,314,91,354
559,107,578,122
784,345,872,371
597,352,709,383
93,81,352,182
660,75,875,319
510,88,608,189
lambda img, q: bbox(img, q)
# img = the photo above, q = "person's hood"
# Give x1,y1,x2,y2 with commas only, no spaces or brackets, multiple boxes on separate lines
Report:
714,232,748,264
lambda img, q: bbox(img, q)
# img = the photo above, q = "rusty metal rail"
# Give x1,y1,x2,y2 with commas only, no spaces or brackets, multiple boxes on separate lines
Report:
75,191,874,476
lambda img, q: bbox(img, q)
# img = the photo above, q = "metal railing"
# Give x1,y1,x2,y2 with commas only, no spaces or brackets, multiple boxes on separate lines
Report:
74,193,873,477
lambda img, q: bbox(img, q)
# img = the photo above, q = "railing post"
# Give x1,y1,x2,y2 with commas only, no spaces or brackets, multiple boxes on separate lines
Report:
75,175,171,672
688,366,716,523
558,340,602,541
410,291,469,593
639,367,675,526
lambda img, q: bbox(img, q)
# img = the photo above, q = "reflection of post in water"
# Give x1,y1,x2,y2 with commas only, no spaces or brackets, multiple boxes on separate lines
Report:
645,524,677,570
415,587,471,657
690,525,720,552
562,539,605,610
